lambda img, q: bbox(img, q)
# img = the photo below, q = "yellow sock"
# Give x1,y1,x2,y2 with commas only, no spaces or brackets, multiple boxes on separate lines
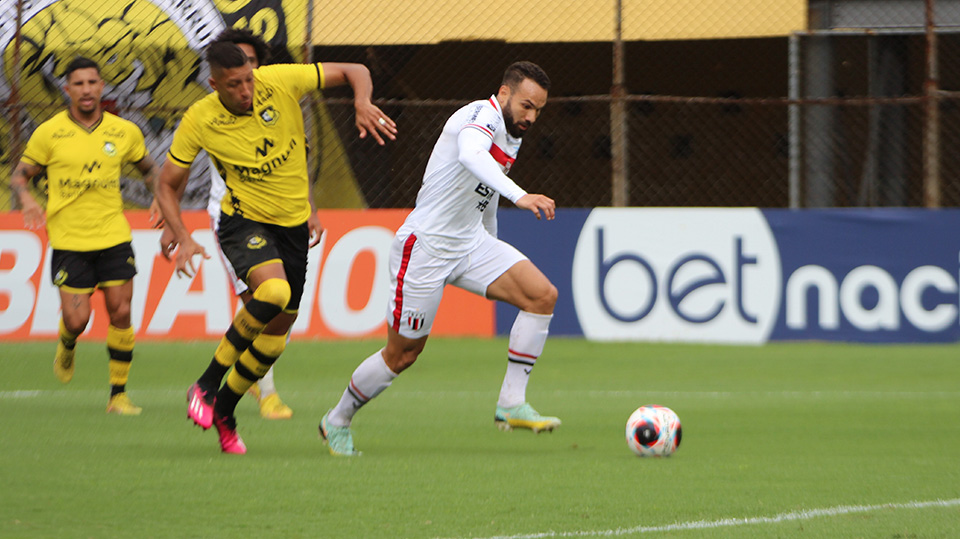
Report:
213,278,291,368
59,318,78,348
226,333,287,396
107,325,135,387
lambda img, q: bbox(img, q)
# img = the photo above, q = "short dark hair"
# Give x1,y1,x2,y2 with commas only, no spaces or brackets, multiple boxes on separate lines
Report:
205,41,249,71
212,28,271,65
65,57,100,80
502,61,551,92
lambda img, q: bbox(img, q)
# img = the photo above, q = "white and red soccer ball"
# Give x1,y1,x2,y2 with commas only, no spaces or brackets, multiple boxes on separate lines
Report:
625,405,682,457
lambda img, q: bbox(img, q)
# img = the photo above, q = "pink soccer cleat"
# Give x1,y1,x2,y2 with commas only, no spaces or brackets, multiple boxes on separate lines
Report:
186,383,214,430
214,413,247,455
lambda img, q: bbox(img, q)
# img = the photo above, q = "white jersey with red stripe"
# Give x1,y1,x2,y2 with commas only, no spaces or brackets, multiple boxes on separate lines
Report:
399,95,527,259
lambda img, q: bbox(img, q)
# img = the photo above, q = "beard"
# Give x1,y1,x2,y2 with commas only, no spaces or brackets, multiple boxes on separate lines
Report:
76,101,98,115
502,104,530,139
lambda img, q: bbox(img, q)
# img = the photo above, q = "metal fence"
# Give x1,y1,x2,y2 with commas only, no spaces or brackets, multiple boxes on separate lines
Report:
2,0,959,211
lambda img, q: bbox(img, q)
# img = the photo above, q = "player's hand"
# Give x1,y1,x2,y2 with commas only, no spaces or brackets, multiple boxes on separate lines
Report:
515,194,556,221
159,227,179,260
148,198,164,228
174,236,210,278
20,196,45,230
307,211,325,248
355,102,397,145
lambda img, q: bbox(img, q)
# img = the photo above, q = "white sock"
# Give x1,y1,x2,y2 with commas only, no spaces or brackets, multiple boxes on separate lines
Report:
258,366,277,396
498,311,553,409
329,349,397,426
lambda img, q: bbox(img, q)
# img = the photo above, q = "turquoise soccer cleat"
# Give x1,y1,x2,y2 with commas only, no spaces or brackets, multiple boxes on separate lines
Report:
495,402,561,433
319,411,361,456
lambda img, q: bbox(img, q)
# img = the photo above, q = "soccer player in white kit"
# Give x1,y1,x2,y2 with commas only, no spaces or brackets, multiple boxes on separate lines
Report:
157,29,317,419
319,61,559,456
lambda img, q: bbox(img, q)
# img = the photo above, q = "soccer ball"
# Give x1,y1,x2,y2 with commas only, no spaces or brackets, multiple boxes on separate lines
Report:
625,405,682,457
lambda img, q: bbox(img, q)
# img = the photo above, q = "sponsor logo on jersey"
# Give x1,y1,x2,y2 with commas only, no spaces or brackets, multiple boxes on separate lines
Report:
259,106,279,127
255,137,275,157
102,141,117,157
211,114,238,127
81,161,102,174
52,129,75,139
246,235,267,250
256,86,275,106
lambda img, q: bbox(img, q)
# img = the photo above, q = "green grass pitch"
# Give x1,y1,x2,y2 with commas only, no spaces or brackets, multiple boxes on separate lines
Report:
1,338,958,537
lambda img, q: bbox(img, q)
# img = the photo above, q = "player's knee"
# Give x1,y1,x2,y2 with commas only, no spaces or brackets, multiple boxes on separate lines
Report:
541,282,558,309
107,301,132,327
383,340,424,373
254,278,291,309
63,314,88,336
528,281,557,314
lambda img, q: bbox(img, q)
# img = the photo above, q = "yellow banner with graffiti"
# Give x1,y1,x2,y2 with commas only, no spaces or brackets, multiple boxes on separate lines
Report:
0,0,364,211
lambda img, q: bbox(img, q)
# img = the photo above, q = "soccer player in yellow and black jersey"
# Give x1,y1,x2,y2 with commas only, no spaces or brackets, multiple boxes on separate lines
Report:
10,57,159,415
155,41,397,454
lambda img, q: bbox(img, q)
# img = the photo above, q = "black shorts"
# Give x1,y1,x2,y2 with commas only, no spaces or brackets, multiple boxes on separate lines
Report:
51,242,137,293
217,212,308,312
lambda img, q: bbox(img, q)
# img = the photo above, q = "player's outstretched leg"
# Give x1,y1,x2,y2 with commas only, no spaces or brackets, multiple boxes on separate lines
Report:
188,278,289,429
211,332,286,454
494,311,560,433
320,348,398,456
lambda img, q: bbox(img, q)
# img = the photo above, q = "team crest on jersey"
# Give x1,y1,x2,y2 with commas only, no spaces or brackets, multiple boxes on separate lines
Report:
258,106,279,127
401,309,427,331
102,141,117,157
53,269,68,287
246,234,267,250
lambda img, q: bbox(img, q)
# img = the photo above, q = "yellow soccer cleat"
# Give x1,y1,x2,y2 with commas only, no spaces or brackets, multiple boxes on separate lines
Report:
53,342,75,384
258,393,293,420
106,393,142,416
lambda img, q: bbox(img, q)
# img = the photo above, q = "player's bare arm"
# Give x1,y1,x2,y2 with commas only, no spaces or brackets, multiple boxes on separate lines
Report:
155,158,209,275
321,62,397,145
307,175,324,248
515,193,556,221
10,160,45,229
134,155,164,228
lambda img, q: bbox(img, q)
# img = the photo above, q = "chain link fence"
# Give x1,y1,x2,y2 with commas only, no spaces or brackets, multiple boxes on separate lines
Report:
1,0,959,211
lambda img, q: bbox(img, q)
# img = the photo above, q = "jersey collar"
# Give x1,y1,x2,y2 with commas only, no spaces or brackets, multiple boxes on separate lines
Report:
488,95,502,116
217,95,253,117
66,109,104,133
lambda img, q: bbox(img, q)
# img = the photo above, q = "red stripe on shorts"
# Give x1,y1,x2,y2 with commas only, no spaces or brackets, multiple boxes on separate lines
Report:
391,233,418,332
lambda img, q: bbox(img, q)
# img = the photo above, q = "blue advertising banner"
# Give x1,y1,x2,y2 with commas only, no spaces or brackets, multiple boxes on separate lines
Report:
497,208,960,344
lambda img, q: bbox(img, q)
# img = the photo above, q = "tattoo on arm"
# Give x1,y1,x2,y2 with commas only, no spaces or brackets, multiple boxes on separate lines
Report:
11,166,31,195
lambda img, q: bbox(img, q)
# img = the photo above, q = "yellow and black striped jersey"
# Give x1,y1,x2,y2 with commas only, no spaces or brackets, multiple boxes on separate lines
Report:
21,110,148,251
167,63,326,227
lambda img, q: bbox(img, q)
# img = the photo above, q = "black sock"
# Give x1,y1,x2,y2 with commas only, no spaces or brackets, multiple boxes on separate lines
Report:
214,385,243,418
197,359,230,392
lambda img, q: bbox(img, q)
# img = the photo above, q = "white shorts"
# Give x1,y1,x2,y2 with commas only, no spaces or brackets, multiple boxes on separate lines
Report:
210,212,248,296
387,231,526,338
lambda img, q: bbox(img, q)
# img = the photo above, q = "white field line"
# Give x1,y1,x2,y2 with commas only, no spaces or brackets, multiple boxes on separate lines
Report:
445,498,960,539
